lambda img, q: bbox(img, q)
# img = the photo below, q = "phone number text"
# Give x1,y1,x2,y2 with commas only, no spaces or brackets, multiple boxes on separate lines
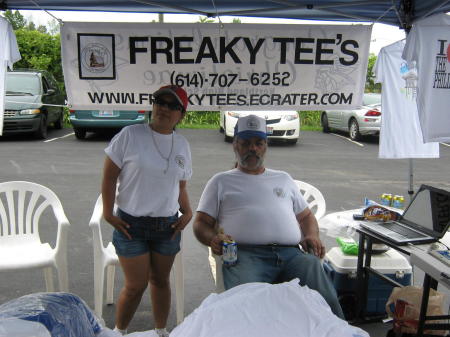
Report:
170,71,291,88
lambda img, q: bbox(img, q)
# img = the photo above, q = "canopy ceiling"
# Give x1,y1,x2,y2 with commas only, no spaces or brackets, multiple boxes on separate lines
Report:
1,0,449,30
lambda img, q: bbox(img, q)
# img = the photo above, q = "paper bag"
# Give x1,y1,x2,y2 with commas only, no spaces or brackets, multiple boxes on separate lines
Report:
386,286,448,335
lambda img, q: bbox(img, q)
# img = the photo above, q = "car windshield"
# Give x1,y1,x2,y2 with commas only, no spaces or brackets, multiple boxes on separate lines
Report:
363,94,381,106
6,73,41,95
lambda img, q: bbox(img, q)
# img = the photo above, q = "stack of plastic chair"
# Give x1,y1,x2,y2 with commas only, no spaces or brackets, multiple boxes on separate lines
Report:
89,194,185,324
0,181,70,292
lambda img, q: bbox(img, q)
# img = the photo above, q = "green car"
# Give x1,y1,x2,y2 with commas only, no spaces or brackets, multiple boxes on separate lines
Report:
4,70,65,139
69,109,150,139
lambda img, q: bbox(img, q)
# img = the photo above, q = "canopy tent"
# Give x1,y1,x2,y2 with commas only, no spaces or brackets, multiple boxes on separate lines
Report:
1,0,450,30
2,0,448,198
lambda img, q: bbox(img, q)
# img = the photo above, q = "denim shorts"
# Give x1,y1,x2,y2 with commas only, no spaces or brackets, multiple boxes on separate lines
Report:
112,209,181,258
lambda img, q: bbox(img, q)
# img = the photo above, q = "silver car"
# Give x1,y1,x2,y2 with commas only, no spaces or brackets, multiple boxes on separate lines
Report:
321,93,381,141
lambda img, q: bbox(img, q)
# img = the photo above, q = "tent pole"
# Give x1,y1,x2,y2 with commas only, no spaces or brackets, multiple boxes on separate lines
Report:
408,158,414,201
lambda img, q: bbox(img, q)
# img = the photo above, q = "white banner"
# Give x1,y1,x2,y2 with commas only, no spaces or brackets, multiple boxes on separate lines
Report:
61,22,372,111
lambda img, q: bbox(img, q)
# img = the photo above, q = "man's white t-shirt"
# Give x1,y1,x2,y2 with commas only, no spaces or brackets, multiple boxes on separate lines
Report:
402,13,450,143
374,40,439,158
105,124,192,217
0,17,21,136
197,168,308,245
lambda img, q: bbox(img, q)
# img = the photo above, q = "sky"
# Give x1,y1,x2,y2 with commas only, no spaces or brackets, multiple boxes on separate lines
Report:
19,10,406,55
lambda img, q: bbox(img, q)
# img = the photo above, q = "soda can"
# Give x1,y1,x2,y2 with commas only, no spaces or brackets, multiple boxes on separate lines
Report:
393,195,405,209
380,193,393,206
222,240,238,266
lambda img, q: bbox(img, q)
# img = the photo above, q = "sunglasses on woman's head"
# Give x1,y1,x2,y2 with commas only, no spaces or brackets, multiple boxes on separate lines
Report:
154,97,183,111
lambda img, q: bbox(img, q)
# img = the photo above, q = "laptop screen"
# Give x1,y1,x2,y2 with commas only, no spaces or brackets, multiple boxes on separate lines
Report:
402,185,450,236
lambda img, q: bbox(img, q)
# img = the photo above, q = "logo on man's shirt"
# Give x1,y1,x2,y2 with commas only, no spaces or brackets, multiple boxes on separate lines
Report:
273,187,286,198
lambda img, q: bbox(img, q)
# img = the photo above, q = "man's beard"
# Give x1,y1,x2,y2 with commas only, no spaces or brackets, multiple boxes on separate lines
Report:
237,151,264,169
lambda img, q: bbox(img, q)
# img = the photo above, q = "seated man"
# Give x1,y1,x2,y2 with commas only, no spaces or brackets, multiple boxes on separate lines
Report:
193,114,344,319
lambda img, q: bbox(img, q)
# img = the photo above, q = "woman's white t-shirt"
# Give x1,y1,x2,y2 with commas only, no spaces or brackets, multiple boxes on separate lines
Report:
105,124,192,217
197,168,308,245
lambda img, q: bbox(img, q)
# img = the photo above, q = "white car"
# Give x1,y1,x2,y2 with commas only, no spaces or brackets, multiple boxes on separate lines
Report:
219,110,300,144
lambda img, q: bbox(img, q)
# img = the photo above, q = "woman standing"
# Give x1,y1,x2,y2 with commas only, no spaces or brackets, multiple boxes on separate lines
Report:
102,85,192,337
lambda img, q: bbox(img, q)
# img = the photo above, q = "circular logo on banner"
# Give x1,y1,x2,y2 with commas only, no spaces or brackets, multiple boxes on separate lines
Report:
81,43,111,73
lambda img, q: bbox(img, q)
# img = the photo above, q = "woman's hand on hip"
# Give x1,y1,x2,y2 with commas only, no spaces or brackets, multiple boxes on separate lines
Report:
104,214,132,240
171,212,192,240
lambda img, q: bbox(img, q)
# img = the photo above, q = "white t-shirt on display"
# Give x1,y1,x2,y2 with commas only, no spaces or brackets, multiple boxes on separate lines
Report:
105,124,192,217
402,13,450,143
0,17,21,135
170,279,369,337
197,168,308,245
374,40,439,158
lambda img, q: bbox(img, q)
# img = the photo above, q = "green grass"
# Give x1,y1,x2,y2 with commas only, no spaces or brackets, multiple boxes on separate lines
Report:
178,110,323,130
301,125,321,131
63,110,323,130
178,123,218,129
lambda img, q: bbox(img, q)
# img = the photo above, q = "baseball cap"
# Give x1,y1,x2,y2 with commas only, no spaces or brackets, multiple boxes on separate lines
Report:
234,115,267,140
153,85,188,111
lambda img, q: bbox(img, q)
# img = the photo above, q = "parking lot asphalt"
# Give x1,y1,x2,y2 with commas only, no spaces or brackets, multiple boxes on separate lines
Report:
1,127,449,334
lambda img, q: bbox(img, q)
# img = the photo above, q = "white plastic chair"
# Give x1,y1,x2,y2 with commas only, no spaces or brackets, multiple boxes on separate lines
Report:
294,180,327,220
208,179,327,293
0,181,70,292
89,194,185,324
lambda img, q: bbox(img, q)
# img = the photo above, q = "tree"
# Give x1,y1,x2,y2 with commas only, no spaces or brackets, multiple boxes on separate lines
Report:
366,53,381,92
14,29,64,88
232,18,242,23
3,10,27,30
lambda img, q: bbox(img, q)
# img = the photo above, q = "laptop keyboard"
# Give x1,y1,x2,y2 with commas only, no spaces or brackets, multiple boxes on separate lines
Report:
383,222,426,238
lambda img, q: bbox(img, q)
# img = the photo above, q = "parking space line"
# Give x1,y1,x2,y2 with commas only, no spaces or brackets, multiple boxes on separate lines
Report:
440,143,450,148
330,133,364,147
44,132,75,142
9,160,22,174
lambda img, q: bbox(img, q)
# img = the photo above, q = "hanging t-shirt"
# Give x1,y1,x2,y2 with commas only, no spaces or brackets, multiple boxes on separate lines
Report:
374,40,439,158
402,13,450,143
0,17,21,136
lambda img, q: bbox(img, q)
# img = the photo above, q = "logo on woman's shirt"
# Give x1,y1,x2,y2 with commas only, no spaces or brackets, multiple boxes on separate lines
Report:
175,155,186,169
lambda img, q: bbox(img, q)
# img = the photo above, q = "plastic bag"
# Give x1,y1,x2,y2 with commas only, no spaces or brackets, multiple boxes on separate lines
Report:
0,292,102,337
336,237,358,255
385,286,448,336
363,205,401,222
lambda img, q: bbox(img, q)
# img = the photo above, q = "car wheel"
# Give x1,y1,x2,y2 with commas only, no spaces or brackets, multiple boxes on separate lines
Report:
54,109,64,129
34,114,48,139
74,128,87,140
349,119,361,141
223,117,233,142
321,113,330,133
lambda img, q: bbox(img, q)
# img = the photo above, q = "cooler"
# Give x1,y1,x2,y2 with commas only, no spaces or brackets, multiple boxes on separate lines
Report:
323,247,412,318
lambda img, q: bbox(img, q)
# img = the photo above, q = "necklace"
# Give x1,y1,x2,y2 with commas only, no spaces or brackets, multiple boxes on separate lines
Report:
150,125,174,174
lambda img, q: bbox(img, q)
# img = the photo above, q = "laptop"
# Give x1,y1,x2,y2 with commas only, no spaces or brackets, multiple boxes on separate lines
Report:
359,184,450,245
